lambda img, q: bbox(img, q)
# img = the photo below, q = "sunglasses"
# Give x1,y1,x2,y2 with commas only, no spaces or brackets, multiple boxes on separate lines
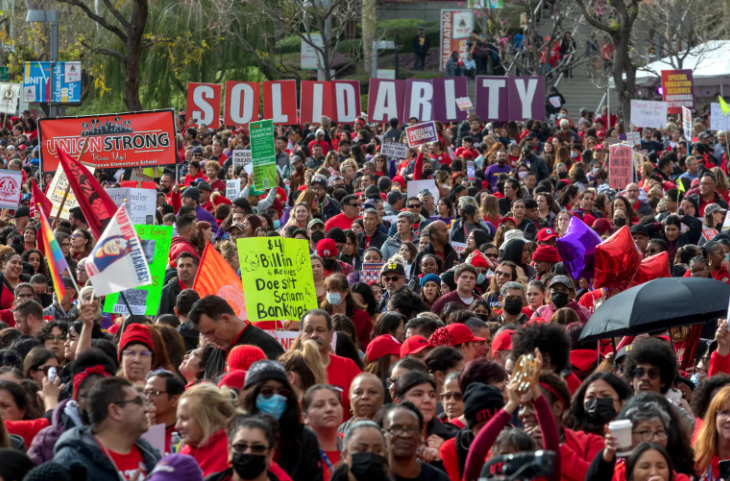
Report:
259,386,291,399
631,367,660,380
441,391,463,402
407,204,421,209
383,276,402,283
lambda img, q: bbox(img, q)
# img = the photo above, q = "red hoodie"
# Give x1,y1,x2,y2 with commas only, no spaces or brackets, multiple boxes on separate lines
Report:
168,236,199,268
560,428,605,481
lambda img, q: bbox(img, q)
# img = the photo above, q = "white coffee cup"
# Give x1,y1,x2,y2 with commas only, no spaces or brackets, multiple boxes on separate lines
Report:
608,419,633,457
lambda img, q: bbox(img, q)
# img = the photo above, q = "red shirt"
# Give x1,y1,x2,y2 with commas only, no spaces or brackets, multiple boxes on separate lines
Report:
106,445,147,480
454,147,479,160
324,213,361,232
322,446,342,481
308,140,329,155
180,429,229,477
183,172,203,186
350,309,373,349
326,354,361,421
209,179,227,193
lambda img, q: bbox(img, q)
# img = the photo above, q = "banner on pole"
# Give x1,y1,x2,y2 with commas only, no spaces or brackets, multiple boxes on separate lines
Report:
405,121,439,148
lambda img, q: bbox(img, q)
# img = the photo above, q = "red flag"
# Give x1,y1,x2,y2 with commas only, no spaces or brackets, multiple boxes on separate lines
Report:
193,243,248,320
55,148,118,239
30,179,52,219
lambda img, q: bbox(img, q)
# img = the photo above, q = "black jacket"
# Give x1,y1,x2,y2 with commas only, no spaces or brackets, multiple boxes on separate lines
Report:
205,468,286,481
413,34,431,55
357,229,388,252
411,242,459,278
320,196,341,222
157,276,182,316
204,323,285,379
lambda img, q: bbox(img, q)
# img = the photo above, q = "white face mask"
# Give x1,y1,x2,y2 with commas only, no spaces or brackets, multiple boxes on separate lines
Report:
326,292,342,306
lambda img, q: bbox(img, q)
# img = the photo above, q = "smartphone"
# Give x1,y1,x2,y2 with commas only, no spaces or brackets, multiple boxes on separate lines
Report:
48,366,57,383
719,459,730,480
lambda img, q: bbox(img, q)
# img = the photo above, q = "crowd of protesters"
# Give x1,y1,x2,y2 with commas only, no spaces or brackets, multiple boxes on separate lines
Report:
0,103,728,481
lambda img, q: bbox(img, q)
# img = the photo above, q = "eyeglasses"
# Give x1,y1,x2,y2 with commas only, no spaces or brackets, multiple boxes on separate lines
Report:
259,386,291,399
60,242,70,248
441,391,463,402
143,390,168,398
32,365,56,375
122,350,153,359
631,367,660,380
485,253,498,259
407,204,421,209
384,426,420,437
114,396,146,408
633,429,667,442
45,335,67,342
232,443,270,454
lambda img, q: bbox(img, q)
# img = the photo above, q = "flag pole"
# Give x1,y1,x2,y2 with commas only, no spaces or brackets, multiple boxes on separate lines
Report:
53,138,89,228
119,291,134,316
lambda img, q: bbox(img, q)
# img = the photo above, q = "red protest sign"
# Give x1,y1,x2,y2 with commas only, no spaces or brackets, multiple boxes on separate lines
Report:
609,144,634,190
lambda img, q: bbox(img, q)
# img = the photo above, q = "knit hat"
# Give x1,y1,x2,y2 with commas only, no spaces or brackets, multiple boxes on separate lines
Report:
420,273,441,287
592,218,612,235
392,175,406,187
228,345,266,372
0,449,35,481
366,335,402,362
146,454,204,481
118,324,154,360
243,360,290,390
400,335,433,358
218,370,247,390
469,253,489,269
317,238,337,258
532,245,561,264
20,460,87,481
440,270,457,291
463,383,505,429
326,227,347,244
491,329,514,358
181,187,200,203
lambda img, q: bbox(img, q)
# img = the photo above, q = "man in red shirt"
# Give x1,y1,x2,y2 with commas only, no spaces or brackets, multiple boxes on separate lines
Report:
52,377,161,479
300,309,361,420
324,194,361,232
454,136,479,160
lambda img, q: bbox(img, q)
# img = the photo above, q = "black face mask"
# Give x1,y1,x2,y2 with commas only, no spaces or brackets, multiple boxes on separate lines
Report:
232,453,267,479
551,292,570,308
614,217,627,227
322,258,337,270
503,297,523,316
558,172,569,180
422,169,433,178
349,453,387,480
584,398,617,425
476,313,491,322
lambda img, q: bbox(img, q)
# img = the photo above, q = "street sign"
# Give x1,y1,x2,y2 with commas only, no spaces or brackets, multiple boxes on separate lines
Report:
22,61,81,104
0,67,9,82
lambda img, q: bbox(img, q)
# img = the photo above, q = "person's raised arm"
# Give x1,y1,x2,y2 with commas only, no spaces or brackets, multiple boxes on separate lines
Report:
709,318,730,378
75,300,96,358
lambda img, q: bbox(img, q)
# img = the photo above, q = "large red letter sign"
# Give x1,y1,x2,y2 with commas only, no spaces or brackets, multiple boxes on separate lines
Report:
224,81,260,127
367,79,405,123
263,80,298,125
186,83,221,129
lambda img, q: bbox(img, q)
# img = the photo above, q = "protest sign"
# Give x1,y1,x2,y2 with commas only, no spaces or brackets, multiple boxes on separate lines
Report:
105,188,156,225
633,151,644,181
87,206,152,297
249,120,277,191
626,132,641,146
0,83,20,114
232,149,252,174
38,110,177,172
226,179,240,199
47,165,96,219
402,78,469,123
605,137,623,147
456,97,473,111
466,161,475,182
630,100,668,129
723,210,730,233
451,241,467,257
702,227,719,242
186,83,222,129
0,170,22,209
224,81,260,127
103,225,172,315
238,238,318,322
407,179,440,204
381,142,408,159
263,80,298,125
682,106,693,142
267,330,301,351
711,103,730,132
661,69,695,114
193,243,247,319
609,144,634,190
405,121,439,148
361,263,385,284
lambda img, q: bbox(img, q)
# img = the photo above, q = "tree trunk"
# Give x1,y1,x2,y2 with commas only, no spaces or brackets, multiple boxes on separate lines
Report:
362,0,376,74
123,0,148,111
611,19,637,123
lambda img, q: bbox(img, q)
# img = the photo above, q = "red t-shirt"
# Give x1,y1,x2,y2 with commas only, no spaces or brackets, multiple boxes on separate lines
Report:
107,445,147,481
326,354,361,421
322,448,342,481
324,213,360,232
209,179,227,193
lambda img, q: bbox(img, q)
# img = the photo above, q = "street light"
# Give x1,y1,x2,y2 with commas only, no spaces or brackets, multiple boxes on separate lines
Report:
25,0,59,117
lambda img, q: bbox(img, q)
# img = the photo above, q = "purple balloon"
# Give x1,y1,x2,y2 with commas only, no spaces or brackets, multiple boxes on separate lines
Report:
555,217,603,280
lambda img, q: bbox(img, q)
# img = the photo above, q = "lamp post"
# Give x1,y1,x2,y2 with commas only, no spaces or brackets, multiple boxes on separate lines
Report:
25,0,59,118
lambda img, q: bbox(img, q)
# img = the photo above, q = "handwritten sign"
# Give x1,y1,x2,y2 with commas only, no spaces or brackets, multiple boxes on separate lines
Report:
48,165,96,219
711,103,730,132
405,121,439,148
630,100,668,129
407,179,440,204
381,142,408,159
0,170,22,209
609,144,633,190
105,188,157,225
456,97,474,111
682,106,693,142
238,238,318,322
226,179,240,200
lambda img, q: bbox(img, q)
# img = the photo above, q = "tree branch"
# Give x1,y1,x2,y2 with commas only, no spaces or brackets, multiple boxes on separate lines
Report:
55,0,128,43
101,0,131,30
80,40,125,61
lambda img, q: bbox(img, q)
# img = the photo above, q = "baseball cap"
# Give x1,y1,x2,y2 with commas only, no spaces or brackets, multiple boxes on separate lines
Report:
500,217,517,226
491,329,514,358
549,275,573,290
381,262,406,278
326,227,347,244
705,203,727,216
228,223,245,233
307,218,324,230
366,335,402,362
311,175,328,187
316,238,337,258
400,336,433,358
446,323,485,346
537,228,558,242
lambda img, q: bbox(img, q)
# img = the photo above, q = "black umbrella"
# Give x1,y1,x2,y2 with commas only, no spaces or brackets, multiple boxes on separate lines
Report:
579,277,730,342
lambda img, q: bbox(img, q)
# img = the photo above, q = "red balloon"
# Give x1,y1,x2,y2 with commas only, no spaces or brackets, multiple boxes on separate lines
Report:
593,226,641,290
629,251,671,287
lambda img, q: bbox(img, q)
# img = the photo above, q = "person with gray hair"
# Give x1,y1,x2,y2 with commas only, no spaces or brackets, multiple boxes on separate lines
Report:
381,211,417,260
450,196,494,243
493,281,529,324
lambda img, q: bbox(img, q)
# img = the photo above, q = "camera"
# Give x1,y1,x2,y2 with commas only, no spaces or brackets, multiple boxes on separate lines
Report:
479,450,557,481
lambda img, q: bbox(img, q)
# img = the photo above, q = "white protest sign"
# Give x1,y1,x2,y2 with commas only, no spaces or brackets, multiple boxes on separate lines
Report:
141,423,166,455
232,149,252,171
105,188,157,225
407,179,440,204
626,132,641,146
48,165,96,219
226,179,240,199
0,83,20,114
630,100,668,128
381,142,408,159
301,34,324,70
711,103,730,132
682,106,693,141
266,330,301,351
0,170,22,209
456,97,474,111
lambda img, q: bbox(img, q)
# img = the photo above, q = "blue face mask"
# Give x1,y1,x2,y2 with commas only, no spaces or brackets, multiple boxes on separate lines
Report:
726,254,729,262
593,167,600,174
256,393,287,420
571,152,579,158
273,220,281,229
477,273,487,284
326,292,342,306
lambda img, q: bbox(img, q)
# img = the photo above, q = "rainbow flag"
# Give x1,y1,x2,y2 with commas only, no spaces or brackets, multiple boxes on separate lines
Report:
38,204,69,300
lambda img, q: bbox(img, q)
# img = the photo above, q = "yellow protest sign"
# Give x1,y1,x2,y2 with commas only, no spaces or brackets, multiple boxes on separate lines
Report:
237,238,318,322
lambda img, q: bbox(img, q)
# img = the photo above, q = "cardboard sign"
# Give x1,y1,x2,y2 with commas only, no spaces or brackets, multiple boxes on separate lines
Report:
38,110,177,172
47,165,96,219
301,34,324,70
407,179,440,204
682,106,693,141
226,179,240,199
237,238,318,322
702,227,719,242
711,103,730,132
626,132,641,146
103,225,172,315
405,121,439,148
186,83,222,129
661,69,695,115
402,78,469,123
381,142,408,159
361,263,385,284
249,120,277,190
456,97,473,111
0,170,22,209
630,100,668,129
609,144,634,190
105,188,157,225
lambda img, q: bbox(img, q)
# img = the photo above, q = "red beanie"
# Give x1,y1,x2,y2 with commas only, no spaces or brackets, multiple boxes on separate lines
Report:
118,324,154,360
228,345,266,372
317,238,337,258
392,175,406,187
470,253,489,268
532,245,561,264
218,370,247,390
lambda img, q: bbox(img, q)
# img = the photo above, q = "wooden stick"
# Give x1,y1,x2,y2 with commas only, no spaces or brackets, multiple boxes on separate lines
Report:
53,139,89,228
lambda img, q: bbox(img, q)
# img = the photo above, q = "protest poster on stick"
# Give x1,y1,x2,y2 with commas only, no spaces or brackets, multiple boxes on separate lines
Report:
249,120,277,190
682,106,693,142
626,132,641,146
405,121,439,148
237,238,318,322
456,97,473,111
661,69,695,114
0,170,22,209
105,188,157,225
360,263,385,284
226,180,240,199
232,150,252,172
711,103,730,132
103,225,172,315
381,142,408,159
609,144,634,190
630,100,668,129
47,165,96,219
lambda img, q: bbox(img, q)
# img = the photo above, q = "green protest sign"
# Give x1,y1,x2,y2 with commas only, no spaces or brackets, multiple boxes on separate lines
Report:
103,225,172,315
237,237,318,322
249,119,277,191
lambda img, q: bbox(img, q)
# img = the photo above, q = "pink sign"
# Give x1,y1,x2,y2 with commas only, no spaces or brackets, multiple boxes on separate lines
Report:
405,121,439,148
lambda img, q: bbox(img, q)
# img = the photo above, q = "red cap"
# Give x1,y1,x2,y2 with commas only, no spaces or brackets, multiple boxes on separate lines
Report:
595,144,604,150
537,228,558,242
317,238,337,258
366,334,402,362
470,253,489,268
461,151,474,160
228,345,266,372
218,370,247,390
592,218,612,235
118,324,154,360
532,245,561,264
500,217,517,226
491,329,514,358
446,323,485,346
392,175,406,187
213,195,232,207
400,336,433,357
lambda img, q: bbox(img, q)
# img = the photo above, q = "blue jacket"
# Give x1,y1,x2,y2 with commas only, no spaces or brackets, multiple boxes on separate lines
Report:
53,426,161,481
